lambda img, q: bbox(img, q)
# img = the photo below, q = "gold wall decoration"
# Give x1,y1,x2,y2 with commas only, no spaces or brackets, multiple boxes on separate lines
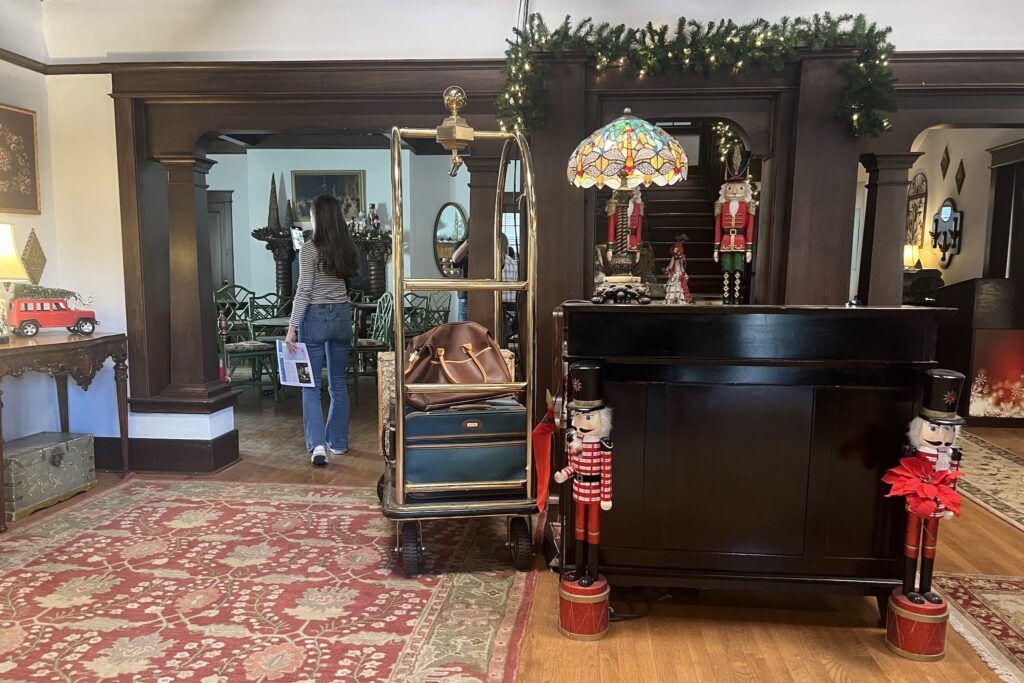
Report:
0,103,41,214
20,228,46,284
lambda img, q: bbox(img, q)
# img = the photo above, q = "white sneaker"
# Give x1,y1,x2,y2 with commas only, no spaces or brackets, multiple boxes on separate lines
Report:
328,446,348,456
310,446,328,467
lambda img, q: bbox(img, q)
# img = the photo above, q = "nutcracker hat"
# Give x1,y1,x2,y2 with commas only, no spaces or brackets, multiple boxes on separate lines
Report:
567,361,604,412
919,368,966,425
724,147,751,182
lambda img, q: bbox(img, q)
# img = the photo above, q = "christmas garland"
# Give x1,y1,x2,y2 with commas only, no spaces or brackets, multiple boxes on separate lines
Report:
497,13,896,138
10,283,90,306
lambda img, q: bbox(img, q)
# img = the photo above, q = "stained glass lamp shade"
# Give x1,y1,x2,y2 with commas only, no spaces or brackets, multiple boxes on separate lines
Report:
567,109,688,190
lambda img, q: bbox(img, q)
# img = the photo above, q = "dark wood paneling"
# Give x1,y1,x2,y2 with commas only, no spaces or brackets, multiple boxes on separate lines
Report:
807,387,911,564
565,304,946,593
207,190,234,288
564,303,950,363
95,430,240,473
531,58,587,409
94,50,1024,428
656,384,812,556
784,54,861,304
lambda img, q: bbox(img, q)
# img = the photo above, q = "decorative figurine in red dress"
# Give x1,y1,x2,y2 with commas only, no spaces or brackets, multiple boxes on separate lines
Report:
555,361,612,588
665,234,694,305
714,148,755,305
882,368,966,661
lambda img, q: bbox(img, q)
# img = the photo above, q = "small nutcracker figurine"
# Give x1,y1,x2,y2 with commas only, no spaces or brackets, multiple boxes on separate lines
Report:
882,368,965,661
664,234,694,305
555,361,612,588
714,148,755,305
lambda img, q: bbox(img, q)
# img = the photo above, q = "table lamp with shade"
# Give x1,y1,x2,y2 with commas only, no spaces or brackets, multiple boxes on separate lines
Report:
903,243,921,271
567,108,688,304
0,223,32,344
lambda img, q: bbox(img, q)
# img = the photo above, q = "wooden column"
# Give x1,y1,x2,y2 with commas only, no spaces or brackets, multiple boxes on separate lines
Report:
531,59,587,409
858,153,923,306
463,150,502,330
153,156,235,409
784,53,862,305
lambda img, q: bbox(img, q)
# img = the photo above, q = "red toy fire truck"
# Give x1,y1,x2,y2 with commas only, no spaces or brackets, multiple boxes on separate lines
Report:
8,298,98,337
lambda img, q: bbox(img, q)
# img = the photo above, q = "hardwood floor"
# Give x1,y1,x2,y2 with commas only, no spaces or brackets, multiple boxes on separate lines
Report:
9,383,1022,682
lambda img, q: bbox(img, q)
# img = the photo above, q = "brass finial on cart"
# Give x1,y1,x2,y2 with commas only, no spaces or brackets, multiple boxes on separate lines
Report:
437,86,474,176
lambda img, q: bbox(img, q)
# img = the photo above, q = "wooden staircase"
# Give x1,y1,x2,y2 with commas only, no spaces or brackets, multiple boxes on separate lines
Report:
643,168,721,297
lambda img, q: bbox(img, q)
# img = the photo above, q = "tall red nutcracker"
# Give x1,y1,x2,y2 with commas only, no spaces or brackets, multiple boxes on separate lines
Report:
882,368,966,661
714,148,755,305
555,361,612,588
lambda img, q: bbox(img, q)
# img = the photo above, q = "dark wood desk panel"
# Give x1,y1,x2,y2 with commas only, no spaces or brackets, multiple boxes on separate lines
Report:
560,303,950,600
0,333,129,533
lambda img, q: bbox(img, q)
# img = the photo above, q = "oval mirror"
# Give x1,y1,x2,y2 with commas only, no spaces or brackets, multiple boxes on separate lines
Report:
433,202,469,277
940,200,953,222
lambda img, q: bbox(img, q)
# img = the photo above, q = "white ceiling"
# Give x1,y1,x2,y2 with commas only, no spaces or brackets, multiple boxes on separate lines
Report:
7,0,1024,64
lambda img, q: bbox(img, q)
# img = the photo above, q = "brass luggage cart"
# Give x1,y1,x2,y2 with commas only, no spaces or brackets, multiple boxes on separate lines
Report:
380,87,539,576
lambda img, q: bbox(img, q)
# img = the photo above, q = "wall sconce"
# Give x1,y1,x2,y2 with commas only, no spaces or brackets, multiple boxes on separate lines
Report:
930,198,963,269
903,244,921,271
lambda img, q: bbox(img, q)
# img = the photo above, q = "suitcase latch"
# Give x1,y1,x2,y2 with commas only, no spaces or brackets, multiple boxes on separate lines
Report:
50,450,64,467
463,420,482,430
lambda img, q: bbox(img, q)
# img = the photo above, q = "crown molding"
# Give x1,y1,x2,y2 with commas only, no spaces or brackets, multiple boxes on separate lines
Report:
0,47,47,74
3,44,1024,77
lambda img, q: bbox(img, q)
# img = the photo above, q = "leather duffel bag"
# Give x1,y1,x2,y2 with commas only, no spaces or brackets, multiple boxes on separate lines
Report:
404,321,513,410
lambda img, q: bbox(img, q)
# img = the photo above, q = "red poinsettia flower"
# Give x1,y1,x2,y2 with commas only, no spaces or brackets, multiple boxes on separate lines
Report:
882,457,963,518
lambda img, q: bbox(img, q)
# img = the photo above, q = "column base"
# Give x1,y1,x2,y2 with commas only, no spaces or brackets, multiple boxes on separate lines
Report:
130,381,240,414
95,429,240,473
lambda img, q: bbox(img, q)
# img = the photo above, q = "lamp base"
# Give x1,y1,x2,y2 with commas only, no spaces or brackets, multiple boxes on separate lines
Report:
591,281,651,305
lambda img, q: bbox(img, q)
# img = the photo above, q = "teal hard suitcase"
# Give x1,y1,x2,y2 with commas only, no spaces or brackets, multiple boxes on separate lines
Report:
403,398,527,489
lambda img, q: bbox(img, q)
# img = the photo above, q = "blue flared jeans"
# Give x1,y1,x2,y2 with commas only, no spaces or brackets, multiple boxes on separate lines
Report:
298,302,352,453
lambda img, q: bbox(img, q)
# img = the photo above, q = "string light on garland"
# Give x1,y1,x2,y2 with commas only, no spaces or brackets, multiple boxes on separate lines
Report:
496,13,897,138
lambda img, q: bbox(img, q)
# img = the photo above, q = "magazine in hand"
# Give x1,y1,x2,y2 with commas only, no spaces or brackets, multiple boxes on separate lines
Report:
276,339,315,387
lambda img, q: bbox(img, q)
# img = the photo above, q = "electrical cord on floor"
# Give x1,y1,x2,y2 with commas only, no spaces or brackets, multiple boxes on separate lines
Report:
608,586,655,622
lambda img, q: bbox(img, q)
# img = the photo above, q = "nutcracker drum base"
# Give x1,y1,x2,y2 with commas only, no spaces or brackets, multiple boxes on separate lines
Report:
558,575,610,641
885,588,948,661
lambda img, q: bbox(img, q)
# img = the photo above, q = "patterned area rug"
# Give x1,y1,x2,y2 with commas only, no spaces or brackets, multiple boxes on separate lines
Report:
0,478,537,682
959,431,1024,532
935,573,1024,683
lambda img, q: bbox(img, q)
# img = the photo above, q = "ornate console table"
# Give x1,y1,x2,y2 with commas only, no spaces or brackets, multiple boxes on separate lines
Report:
0,333,129,533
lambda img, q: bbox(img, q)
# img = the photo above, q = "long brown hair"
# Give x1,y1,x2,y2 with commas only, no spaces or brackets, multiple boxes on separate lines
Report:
311,195,359,279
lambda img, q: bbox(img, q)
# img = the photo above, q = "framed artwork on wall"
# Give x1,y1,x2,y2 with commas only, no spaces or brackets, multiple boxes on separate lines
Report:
905,172,928,247
0,103,41,214
291,170,365,223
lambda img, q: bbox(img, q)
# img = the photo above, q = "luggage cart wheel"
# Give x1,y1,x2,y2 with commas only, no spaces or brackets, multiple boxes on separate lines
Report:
376,474,386,503
508,516,533,571
401,522,423,577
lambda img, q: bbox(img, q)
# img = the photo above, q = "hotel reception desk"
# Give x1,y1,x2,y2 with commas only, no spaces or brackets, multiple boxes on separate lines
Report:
558,303,951,602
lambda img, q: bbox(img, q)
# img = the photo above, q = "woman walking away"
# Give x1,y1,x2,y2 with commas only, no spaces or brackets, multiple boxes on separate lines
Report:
285,195,359,466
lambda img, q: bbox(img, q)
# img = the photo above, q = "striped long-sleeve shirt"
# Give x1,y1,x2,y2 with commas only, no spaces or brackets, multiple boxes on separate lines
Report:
288,242,350,328
560,434,613,504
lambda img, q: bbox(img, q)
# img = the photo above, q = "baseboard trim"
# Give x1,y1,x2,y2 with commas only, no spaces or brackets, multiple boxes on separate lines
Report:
94,430,240,473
